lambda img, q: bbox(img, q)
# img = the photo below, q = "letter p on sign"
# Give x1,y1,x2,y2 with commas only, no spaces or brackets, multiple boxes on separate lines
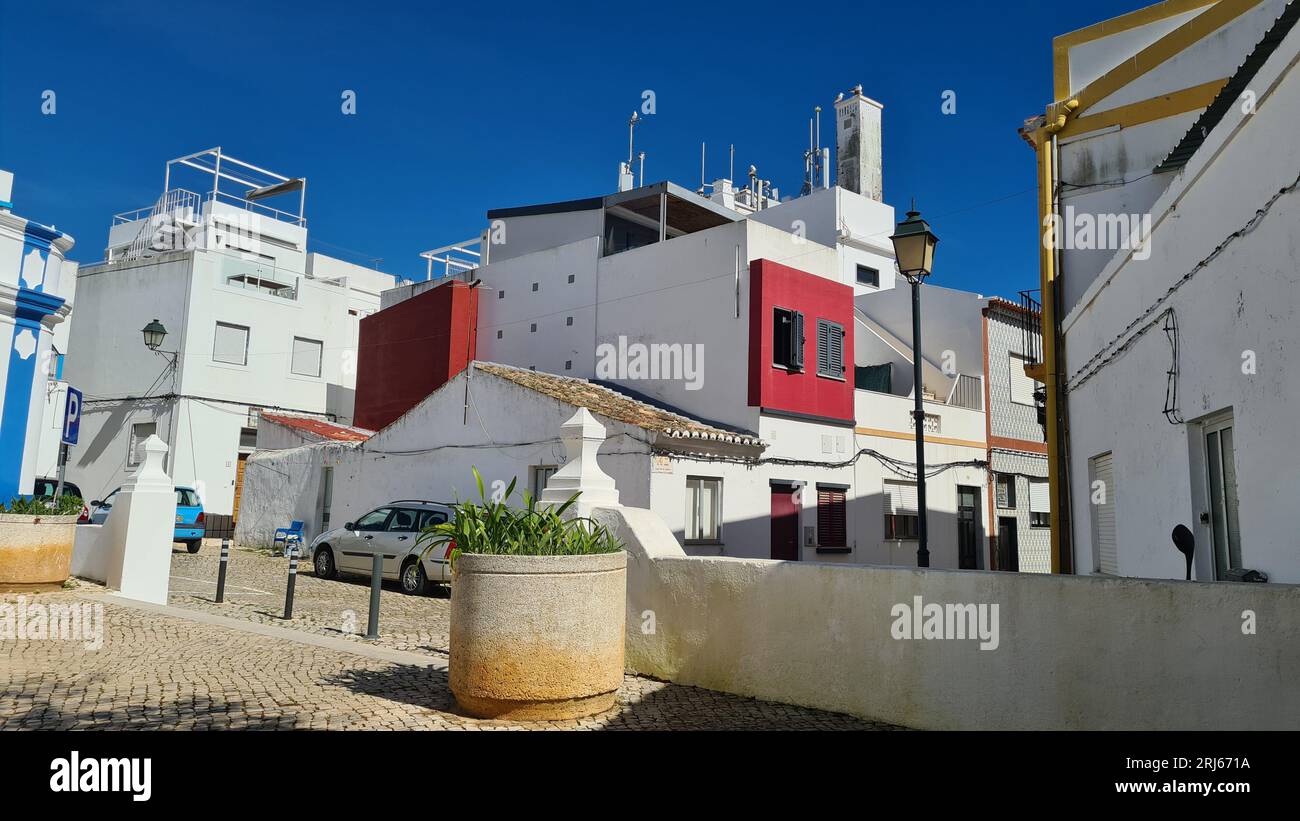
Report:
62,386,82,446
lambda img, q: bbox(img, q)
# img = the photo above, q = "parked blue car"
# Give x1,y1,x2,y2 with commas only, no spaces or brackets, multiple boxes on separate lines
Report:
88,486,206,553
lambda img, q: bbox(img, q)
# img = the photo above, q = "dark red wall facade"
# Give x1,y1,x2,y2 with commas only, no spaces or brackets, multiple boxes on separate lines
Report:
747,258,854,424
353,280,478,431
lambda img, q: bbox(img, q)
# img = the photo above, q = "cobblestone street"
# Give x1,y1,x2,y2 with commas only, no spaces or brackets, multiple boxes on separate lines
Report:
0,546,902,731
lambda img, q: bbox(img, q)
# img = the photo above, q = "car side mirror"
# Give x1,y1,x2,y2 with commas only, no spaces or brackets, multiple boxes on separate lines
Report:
90,500,102,508
344,522,354,531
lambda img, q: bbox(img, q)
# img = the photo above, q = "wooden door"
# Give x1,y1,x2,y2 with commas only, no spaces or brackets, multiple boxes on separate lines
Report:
233,454,249,522
770,484,801,561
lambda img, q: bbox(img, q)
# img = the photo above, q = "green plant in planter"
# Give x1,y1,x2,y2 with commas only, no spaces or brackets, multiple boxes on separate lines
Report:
3,495,84,516
415,468,622,565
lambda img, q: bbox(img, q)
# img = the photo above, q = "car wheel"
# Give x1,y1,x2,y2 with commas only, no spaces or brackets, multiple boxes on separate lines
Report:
400,559,427,595
314,546,338,580
186,540,202,554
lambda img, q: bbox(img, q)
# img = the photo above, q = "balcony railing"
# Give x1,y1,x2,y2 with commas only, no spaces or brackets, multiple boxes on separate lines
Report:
1019,289,1043,366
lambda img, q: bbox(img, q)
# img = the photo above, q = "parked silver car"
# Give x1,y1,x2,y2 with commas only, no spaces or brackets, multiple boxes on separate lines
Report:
307,500,454,595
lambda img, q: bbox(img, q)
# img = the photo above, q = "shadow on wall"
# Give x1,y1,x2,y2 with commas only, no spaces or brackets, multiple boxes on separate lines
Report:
673,490,981,571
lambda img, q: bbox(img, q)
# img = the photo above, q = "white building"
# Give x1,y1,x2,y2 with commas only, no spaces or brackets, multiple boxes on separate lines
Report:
0,169,78,502
1026,0,1300,581
64,149,396,528
245,82,1033,568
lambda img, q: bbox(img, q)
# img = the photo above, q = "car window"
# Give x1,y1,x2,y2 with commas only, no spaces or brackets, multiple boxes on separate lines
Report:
176,488,201,507
387,509,419,532
354,508,391,531
32,479,55,497
418,510,448,530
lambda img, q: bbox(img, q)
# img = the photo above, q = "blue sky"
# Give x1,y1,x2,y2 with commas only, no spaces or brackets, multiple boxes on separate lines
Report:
2,0,1146,297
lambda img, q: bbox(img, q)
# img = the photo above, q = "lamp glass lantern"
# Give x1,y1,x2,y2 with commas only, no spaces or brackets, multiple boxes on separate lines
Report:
890,210,939,283
142,318,167,351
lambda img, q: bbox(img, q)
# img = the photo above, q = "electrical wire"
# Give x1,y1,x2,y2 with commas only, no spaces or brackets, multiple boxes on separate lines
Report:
1065,167,1300,394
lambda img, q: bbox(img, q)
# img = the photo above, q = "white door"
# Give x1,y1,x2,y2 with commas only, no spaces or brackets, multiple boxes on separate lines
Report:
1089,453,1117,575
1201,415,1242,580
338,507,392,573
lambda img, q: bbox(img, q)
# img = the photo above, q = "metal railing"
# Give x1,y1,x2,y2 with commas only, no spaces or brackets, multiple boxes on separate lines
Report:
947,373,984,411
1019,289,1043,366
120,189,202,261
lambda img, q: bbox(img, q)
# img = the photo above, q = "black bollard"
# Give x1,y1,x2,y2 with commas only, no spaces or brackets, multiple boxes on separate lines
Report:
215,538,230,603
283,544,299,619
365,552,382,639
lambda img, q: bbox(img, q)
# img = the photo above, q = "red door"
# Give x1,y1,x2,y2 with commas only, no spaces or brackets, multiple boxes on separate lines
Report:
770,484,801,561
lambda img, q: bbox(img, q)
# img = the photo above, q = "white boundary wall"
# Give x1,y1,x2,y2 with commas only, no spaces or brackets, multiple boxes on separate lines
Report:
593,505,1300,730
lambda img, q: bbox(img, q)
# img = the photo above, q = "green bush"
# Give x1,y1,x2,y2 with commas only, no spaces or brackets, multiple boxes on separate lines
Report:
3,495,85,516
416,468,622,563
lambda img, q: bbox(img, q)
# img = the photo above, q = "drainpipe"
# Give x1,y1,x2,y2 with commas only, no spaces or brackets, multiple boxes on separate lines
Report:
1037,100,1078,574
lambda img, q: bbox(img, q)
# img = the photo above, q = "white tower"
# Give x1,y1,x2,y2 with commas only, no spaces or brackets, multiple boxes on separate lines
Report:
834,85,884,201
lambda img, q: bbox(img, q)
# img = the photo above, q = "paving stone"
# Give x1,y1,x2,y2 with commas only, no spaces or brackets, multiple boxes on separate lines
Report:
0,549,904,731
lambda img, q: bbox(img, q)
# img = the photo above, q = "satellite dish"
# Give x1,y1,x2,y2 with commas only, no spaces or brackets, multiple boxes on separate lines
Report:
1172,524,1195,580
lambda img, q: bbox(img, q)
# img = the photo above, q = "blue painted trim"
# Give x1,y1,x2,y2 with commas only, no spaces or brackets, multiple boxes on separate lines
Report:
21,221,62,249
0,201,12,210
0,288,66,501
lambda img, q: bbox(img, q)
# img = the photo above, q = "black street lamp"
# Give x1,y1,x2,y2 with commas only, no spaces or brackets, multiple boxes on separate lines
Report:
890,208,940,568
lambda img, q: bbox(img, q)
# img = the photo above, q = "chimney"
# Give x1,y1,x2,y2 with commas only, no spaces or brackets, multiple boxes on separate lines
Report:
834,85,883,201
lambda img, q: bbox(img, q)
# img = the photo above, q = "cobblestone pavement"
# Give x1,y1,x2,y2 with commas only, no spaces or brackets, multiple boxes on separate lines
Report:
166,545,450,655
0,552,905,731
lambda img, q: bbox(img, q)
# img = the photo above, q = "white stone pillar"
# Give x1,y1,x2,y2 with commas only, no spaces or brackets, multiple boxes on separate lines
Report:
540,407,620,517
105,434,175,604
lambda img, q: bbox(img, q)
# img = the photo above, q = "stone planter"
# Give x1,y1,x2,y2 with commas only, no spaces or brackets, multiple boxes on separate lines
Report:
450,551,627,720
0,514,78,590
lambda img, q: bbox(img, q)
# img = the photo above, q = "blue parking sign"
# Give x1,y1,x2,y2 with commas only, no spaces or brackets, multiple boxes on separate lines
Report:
62,387,82,446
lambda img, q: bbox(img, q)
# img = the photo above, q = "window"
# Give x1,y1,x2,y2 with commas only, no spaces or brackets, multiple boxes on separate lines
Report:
856,265,879,287
1009,352,1040,406
354,508,391,531
417,510,448,530
1089,453,1117,574
566,316,573,326
176,488,201,507
817,319,845,379
884,480,920,540
685,476,722,543
291,336,323,377
239,427,257,449
498,290,504,299
773,307,804,370
568,274,575,283
1029,480,1050,527
127,422,156,466
530,465,558,500
565,360,572,370
532,282,539,292
213,322,249,365
497,330,503,339
996,474,1016,509
530,323,537,333
386,509,420,532
816,485,848,547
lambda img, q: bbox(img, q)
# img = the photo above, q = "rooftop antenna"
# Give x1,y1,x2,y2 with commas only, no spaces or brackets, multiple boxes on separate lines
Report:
700,142,706,192
729,144,735,182
628,112,639,165
638,151,646,187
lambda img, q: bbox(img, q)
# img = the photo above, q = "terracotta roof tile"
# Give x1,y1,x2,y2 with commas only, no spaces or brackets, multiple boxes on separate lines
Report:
473,362,761,446
259,413,373,442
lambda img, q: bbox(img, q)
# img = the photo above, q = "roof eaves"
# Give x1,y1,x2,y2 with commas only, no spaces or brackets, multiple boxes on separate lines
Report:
1155,1,1300,174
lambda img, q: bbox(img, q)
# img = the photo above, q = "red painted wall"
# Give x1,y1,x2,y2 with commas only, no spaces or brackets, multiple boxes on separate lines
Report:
353,280,478,431
747,258,854,423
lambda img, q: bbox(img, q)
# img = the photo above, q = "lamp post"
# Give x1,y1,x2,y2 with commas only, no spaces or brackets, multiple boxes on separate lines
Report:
890,209,939,568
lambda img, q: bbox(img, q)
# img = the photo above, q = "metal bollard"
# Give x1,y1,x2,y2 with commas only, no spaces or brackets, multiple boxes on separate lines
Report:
215,538,230,603
365,551,382,639
283,544,299,619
